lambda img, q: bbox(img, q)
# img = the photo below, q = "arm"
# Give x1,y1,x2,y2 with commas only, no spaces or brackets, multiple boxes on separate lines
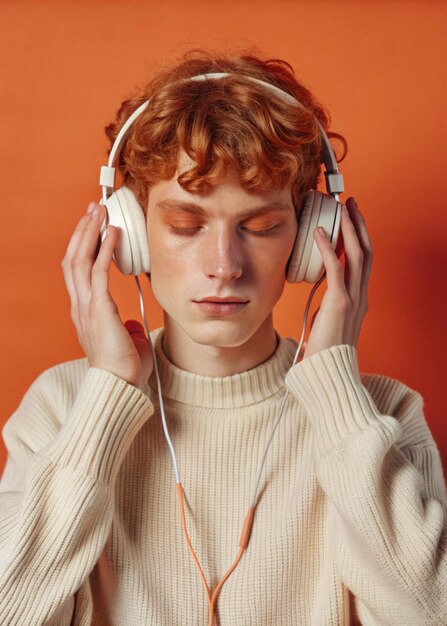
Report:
285,344,447,625
0,362,153,625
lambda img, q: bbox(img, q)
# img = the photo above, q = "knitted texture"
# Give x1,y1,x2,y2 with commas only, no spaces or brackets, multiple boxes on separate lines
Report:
0,328,446,625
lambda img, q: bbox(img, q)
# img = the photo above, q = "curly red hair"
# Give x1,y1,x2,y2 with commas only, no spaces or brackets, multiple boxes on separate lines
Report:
104,49,347,214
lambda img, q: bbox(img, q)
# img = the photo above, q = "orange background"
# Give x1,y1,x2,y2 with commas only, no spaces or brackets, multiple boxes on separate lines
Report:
1,0,446,479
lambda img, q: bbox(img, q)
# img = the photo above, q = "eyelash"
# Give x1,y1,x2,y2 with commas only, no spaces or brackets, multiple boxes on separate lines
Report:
168,225,280,237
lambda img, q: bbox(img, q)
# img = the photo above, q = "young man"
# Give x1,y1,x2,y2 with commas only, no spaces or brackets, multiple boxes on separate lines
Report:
0,52,446,626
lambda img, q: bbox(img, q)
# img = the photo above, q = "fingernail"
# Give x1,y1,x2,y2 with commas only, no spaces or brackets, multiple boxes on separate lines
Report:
317,226,326,237
87,202,96,214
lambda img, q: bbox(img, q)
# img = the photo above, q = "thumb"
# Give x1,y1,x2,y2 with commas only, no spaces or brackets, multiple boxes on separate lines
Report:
124,319,150,357
124,319,147,340
124,318,153,370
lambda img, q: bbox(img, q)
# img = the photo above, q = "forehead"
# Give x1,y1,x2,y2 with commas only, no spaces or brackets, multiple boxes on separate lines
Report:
148,150,294,218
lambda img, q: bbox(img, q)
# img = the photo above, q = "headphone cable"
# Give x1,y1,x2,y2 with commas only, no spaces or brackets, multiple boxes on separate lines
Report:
134,272,326,625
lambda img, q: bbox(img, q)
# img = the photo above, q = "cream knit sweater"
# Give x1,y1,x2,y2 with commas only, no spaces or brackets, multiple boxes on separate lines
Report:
0,328,446,626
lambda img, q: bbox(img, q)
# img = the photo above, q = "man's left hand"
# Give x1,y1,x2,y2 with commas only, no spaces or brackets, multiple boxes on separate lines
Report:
303,196,374,359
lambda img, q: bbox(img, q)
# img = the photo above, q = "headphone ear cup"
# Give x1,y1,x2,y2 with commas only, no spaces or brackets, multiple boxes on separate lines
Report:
101,186,150,275
286,190,342,284
286,191,317,284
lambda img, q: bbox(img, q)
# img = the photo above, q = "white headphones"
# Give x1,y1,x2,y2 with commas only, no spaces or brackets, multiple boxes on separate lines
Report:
98,72,344,284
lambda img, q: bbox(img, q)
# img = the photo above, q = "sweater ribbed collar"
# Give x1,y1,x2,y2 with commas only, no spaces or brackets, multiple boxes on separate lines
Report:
147,327,297,408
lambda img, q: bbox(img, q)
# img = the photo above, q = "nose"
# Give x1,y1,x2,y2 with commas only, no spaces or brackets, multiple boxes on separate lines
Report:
202,227,243,282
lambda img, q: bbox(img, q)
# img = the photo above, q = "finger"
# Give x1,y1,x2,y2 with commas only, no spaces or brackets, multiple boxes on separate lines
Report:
334,226,345,260
61,204,97,325
313,227,348,303
63,204,96,263
90,226,120,298
71,205,107,307
340,202,364,302
346,198,374,310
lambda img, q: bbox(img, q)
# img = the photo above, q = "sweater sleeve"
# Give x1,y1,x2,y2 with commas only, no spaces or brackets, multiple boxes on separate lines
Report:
285,344,447,626
0,362,154,626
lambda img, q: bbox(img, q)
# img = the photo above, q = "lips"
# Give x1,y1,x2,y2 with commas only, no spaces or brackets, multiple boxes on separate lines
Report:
193,298,249,317
195,296,249,303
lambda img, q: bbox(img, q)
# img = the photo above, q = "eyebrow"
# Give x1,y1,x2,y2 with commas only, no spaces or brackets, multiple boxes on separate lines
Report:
155,199,293,219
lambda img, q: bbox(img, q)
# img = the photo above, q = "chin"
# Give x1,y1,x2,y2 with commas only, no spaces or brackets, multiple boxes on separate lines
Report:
183,317,259,349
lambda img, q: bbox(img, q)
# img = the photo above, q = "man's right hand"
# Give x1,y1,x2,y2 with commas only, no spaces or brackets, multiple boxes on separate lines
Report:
61,202,153,391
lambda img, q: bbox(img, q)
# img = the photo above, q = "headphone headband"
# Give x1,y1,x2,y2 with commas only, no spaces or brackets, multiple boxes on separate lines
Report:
100,72,344,201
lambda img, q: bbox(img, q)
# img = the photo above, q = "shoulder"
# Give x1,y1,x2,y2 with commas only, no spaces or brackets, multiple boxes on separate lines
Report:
2,357,90,452
284,339,434,450
360,370,434,449
24,356,90,412
360,369,422,414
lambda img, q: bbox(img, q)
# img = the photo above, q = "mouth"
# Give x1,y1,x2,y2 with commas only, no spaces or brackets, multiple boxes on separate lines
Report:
193,297,250,317
195,296,249,303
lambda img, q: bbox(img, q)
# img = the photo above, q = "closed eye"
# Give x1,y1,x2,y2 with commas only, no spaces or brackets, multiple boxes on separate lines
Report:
168,225,200,236
167,221,281,237
241,224,280,237
168,224,281,237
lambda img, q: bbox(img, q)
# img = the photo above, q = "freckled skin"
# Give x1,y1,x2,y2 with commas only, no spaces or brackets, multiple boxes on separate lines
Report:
146,158,298,377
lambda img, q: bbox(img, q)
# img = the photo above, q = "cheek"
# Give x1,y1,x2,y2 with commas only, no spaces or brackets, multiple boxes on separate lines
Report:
148,222,195,272
146,225,177,307
147,231,198,318
254,228,297,277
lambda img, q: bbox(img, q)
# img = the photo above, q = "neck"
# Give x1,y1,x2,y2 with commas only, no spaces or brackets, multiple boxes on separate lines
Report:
161,314,279,377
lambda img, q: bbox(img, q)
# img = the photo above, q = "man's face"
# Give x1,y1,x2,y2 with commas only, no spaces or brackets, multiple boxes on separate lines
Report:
146,154,298,349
